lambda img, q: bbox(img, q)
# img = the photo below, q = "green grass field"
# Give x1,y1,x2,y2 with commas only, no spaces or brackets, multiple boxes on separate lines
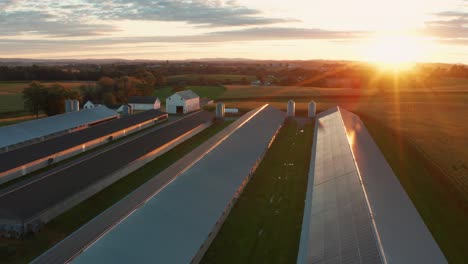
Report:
0,121,231,264
202,119,314,264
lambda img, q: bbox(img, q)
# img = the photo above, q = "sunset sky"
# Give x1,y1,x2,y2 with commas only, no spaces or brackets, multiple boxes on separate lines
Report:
0,0,467,63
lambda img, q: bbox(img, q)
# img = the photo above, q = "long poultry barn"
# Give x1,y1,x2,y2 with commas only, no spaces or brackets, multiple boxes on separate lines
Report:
0,106,119,153
33,105,285,264
0,110,168,184
0,111,212,237
297,107,446,264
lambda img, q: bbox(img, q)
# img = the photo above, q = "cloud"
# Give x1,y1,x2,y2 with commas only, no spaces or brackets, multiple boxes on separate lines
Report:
0,0,295,37
0,27,364,47
0,9,117,37
424,10,468,39
86,0,294,27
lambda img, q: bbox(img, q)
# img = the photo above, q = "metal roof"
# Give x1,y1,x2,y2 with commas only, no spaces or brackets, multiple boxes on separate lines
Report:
128,96,157,104
0,110,167,173
297,107,446,264
71,105,285,264
175,89,199,100
0,111,212,222
0,106,118,149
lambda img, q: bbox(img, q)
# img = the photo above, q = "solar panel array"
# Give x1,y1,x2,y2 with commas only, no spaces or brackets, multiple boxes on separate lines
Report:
300,107,383,264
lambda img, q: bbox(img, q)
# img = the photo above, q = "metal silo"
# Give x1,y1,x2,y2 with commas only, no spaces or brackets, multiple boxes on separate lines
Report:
216,102,225,118
65,99,72,112
72,99,80,111
287,100,295,117
308,100,316,118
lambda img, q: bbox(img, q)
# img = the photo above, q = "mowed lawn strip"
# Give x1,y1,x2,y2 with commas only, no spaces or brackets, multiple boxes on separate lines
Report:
201,119,314,264
0,121,232,264
360,114,468,263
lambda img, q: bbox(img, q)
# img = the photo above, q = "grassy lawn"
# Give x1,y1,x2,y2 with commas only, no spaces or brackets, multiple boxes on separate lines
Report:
0,121,232,264
202,119,314,264
361,114,468,263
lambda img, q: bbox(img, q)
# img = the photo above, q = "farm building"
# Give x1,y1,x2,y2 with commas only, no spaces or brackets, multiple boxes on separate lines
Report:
0,110,167,185
128,96,160,111
166,90,200,114
0,106,118,153
108,104,133,116
297,107,446,264
83,100,97,109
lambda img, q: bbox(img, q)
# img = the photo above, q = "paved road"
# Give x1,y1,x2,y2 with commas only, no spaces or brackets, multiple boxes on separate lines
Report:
0,111,213,222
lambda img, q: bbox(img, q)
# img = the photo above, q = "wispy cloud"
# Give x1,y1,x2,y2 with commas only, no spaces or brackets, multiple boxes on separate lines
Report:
86,0,295,27
0,10,116,37
424,10,468,40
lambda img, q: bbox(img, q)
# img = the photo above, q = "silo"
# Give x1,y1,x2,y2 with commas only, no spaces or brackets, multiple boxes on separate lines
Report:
308,100,316,118
287,100,295,117
65,99,72,112
72,99,80,111
216,102,225,118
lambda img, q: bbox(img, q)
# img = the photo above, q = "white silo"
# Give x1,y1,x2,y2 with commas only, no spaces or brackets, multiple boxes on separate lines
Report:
308,100,316,118
65,99,73,112
287,100,295,117
72,99,80,111
216,102,225,118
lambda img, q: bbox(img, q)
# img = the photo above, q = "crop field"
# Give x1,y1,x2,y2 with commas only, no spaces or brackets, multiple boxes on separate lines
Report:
220,85,367,100
167,74,255,84
219,91,467,262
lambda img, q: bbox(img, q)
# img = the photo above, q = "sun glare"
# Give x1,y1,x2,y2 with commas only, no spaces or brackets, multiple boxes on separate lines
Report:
365,34,424,71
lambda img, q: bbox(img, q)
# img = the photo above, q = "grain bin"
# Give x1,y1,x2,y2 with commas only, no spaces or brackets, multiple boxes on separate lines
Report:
287,100,295,117
216,102,225,118
72,99,80,111
308,100,316,118
65,99,73,112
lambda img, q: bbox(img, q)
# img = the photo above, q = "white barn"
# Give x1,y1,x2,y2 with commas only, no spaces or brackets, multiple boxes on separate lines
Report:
166,90,200,114
128,96,161,111
83,100,96,109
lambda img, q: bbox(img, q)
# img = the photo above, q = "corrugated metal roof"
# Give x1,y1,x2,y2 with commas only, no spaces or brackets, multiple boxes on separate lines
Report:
0,106,118,149
298,107,383,264
71,105,285,264
0,110,167,173
339,108,447,264
298,107,446,264
128,96,157,104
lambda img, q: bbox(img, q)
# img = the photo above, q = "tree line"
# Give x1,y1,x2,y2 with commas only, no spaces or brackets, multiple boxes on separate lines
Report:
22,69,163,117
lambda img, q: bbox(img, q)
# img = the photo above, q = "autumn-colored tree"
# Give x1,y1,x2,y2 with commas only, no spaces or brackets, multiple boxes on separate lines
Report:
23,81,47,118
44,83,80,116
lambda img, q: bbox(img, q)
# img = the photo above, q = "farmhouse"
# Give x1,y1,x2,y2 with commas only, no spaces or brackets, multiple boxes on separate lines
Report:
128,96,160,111
166,90,200,114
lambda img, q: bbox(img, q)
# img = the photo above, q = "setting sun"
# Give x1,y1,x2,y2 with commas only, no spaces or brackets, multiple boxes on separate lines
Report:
365,34,425,71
